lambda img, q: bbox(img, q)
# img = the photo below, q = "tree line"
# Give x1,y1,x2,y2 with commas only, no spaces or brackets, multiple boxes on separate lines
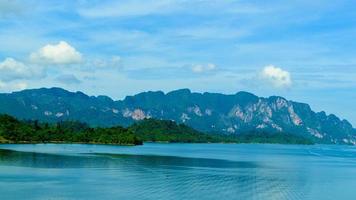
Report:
0,115,313,145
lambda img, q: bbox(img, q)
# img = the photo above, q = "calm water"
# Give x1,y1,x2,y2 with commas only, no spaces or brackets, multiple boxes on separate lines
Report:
0,143,355,200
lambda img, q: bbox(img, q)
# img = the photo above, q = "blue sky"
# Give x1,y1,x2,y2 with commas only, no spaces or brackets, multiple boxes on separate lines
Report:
0,0,355,125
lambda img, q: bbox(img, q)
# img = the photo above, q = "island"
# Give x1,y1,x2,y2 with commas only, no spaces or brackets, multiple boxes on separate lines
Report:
0,114,314,145
0,114,142,145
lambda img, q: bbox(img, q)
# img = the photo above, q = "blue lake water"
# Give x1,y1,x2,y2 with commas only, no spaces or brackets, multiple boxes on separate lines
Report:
0,143,355,200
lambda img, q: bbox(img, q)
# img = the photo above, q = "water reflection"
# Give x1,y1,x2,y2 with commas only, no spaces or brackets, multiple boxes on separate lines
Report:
1,144,355,200
0,148,310,200
0,149,263,169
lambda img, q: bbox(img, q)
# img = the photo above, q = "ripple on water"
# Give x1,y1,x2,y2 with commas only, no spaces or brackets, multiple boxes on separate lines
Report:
0,144,355,200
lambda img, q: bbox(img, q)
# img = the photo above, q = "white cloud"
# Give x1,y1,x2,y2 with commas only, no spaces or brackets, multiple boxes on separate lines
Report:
55,74,81,85
0,81,27,91
13,82,28,90
0,57,42,81
85,56,122,70
260,65,292,88
191,63,216,73
30,41,82,65
0,80,5,88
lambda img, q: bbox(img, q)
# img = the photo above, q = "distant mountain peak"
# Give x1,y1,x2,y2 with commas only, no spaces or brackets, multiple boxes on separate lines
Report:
235,91,257,97
0,87,354,145
166,88,191,96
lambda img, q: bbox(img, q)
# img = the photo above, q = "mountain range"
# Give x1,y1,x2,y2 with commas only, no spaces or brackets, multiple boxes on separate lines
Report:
0,87,354,145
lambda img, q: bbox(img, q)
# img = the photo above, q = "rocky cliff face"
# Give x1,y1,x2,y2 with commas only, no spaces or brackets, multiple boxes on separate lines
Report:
0,87,354,144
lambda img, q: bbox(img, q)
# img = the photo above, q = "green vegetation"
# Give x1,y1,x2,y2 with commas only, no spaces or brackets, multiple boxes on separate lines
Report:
231,131,314,145
0,114,142,145
129,118,314,144
129,118,226,143
0,114,313,145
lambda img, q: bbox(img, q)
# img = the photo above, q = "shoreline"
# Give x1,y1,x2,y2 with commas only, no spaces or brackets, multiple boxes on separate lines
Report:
0,141,139,146
0,140,316,146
